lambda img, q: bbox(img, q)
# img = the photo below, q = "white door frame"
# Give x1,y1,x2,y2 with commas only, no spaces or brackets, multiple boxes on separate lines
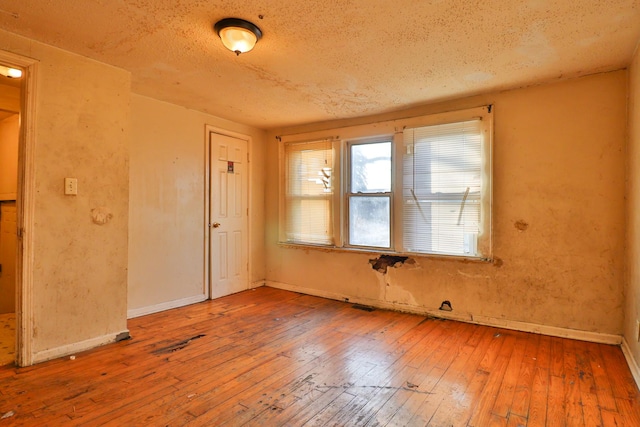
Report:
204,125,251,300
0,50,38,367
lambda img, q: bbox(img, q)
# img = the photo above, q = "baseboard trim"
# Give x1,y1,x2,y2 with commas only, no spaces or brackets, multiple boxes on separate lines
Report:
127,294,207,319
32,329,129,364
265,281,622,345
621,338,640,390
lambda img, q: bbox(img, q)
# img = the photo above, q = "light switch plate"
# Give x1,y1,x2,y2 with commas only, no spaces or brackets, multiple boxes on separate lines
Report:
64,178,78,195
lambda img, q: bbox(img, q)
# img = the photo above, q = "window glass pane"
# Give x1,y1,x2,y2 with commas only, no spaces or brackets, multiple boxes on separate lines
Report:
349,196,390,247
351,142,391,193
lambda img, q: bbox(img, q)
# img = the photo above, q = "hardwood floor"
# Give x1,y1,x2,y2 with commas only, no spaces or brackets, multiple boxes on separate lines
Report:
0,287,638,426
0,312,15,366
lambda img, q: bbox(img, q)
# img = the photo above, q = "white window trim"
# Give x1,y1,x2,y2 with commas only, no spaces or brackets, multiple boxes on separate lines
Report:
278,105,493,261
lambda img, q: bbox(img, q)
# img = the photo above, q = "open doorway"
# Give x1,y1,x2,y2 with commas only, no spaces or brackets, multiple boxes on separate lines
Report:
0,64,20,366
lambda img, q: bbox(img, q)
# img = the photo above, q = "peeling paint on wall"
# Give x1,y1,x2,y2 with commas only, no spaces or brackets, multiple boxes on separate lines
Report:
91,207,113,225
266,72,626,336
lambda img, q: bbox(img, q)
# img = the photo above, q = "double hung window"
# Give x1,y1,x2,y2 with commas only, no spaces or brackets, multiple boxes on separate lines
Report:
347,141,392,248
283,140,334,245
402,119,484,256
279,106,492,259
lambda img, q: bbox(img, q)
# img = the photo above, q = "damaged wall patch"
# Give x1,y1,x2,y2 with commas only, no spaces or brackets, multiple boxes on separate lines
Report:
369,255,410,273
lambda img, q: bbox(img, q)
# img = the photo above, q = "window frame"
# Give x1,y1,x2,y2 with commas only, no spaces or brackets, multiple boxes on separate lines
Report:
278,105,493,261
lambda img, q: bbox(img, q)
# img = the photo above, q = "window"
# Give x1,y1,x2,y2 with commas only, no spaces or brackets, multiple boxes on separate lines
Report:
348,141,392,248
279,106,492,259
402,120,484,256
283,140,334,245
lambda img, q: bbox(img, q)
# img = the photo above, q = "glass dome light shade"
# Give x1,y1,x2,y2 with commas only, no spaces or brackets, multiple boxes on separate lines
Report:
215,18,262,55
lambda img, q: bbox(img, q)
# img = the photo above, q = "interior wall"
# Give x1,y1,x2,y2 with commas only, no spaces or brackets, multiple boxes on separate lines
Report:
0,29,131,359
0,114,18,200
0,202,16,314
266,71,627,338
128,94,266,316
0,83,19,113
0,114,18,314
625,43,640,374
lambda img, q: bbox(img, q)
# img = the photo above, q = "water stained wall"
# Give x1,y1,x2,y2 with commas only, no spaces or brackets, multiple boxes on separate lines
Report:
266,70,627,336
0,29,131,360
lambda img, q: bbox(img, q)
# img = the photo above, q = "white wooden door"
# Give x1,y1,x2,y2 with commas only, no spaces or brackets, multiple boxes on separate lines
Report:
209,132,249,299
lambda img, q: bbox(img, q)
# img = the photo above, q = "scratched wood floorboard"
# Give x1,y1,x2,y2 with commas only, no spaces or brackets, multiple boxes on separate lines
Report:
0,287,638,426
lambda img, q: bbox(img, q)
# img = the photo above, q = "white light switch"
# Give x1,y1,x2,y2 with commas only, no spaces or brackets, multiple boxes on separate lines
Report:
64,178,78,195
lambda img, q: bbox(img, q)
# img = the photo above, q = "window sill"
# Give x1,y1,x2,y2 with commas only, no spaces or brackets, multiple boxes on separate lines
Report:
277,242,493,264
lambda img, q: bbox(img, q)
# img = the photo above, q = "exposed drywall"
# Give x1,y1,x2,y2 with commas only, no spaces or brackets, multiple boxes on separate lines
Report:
0,29,130,356
128,94,266,315
625,42,640,375
266,71,627,336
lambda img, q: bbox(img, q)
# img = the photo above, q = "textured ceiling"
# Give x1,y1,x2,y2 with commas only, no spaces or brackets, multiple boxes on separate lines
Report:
0,0,639,129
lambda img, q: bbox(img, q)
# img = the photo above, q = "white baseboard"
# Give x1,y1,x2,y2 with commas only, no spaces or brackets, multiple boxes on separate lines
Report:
33,329,129,364
265,281,622,345
128,283,266,319
127,294,207,319
621,338,640,390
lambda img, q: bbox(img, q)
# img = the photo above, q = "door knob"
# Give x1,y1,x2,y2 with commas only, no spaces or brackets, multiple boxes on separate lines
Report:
212,222,221,228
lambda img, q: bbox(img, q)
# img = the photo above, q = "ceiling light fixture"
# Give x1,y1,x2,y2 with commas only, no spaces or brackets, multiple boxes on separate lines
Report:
0,65,22,79
214,18,262,56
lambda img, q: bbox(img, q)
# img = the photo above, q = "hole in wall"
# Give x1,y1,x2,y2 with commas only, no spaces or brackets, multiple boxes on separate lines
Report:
439,301,452,311
369,255,409,274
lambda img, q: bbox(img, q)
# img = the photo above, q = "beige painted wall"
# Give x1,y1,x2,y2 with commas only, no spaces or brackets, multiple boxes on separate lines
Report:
266,71,627,337
625,44,640,371
0,30,130,357
0,83,19,113
0,114,18,200
0,202,16,314
128,94,266,315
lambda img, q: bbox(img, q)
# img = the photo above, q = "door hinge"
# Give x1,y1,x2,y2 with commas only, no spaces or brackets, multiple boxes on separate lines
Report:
17,227,24,238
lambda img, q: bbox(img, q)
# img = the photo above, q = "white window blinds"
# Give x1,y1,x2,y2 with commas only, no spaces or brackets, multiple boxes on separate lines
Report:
402,120,484,256
284,140,334,245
